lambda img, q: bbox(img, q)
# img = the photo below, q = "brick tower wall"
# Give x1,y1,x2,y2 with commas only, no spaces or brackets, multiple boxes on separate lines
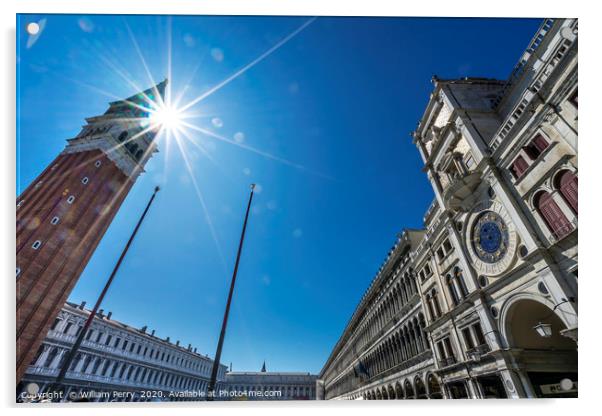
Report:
16,149,133,382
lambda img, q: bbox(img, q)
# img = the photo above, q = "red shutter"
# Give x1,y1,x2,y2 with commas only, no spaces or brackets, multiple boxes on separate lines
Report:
559,171,578,213
537,192,573,238
532,134,550,153
512,156,529,178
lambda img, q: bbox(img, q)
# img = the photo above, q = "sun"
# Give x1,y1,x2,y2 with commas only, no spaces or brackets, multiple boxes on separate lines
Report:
149,103,184,132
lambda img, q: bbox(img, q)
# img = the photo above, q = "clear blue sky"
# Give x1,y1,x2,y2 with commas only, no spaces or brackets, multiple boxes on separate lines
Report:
16,14,541,374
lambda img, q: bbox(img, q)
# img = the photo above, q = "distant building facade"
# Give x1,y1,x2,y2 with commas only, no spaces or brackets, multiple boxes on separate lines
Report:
16,80,167,382
223,364,318,400
17,301,227,402
318,18,577,400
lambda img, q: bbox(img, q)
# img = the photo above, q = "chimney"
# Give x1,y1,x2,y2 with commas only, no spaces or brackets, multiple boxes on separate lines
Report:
166,336,170,343
79,301,86,310
188,343,192,351
151,329,155,336
98,309,104,318
194,347,197,353
107,311,112,320
141,325,147,333
176,340,180,346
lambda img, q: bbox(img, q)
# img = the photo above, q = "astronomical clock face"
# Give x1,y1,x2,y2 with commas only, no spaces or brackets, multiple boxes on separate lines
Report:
472,211,509,263
465,200,518,277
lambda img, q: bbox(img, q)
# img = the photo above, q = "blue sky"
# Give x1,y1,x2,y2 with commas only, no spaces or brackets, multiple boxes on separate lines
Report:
16,14,541,374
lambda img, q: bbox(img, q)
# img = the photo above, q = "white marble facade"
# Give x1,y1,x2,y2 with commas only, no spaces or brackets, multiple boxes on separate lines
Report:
223,371,318,400
318,18,578,400
18,301,227,402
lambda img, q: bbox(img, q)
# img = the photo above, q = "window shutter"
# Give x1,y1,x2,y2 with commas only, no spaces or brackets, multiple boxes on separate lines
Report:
532,134,550,153
559,171,578,213
511,156,529,178
537,192,573,238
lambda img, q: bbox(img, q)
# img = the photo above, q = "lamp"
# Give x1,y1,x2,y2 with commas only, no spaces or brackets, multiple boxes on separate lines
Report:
533,322,553,338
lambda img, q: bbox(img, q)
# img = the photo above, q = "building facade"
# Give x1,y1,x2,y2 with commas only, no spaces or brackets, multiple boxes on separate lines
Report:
318,18,577,400
223,365,317,401
17,301,227,402
16,81,166,382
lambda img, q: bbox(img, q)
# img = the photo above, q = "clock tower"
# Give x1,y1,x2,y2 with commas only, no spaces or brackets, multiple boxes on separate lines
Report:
16,80,167,382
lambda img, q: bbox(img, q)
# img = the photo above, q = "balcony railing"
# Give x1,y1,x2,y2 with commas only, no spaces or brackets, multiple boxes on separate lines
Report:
466,343,491,361
438,356,457,368
552,218,577,242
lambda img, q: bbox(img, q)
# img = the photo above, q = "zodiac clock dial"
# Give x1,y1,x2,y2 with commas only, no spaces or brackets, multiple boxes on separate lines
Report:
472,211,509,264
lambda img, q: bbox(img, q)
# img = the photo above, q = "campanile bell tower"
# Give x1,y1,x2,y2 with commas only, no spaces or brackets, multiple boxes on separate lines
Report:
16,80,167,382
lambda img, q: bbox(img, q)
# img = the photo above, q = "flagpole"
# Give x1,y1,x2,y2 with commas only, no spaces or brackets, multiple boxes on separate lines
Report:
207,184,255,400
49,186,161,397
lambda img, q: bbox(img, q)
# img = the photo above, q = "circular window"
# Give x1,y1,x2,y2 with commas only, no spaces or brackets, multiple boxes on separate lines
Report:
518,245,528,258
490,306,499,318
537,281,549,295
95,160,102,168
471,211,509,263
456,221,463,232
479,275,489,287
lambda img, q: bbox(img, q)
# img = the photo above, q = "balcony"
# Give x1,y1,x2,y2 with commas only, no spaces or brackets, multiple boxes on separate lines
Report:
442,171,483,212
438,356,457,369
551,218,577,242
466,343,491,361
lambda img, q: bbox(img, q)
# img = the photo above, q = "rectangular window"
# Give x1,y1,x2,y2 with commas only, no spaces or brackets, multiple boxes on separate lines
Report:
462,328,475,349
443,337,455,360
114,337,121,348
531,134,549,153
443,239,452,253
122,340,128,350
473,323,487,346
105,335,113,346
511,155,529,179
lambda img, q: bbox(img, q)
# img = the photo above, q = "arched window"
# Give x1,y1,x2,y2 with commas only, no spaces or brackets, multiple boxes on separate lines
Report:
446,274,460,305
555,170,578,214
135,149,144,161
118,131,128,142
44,348,58,367
91,358,102,374
454,267,469,298
534,191,573,239
128,143,139,155
431,289,442,318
